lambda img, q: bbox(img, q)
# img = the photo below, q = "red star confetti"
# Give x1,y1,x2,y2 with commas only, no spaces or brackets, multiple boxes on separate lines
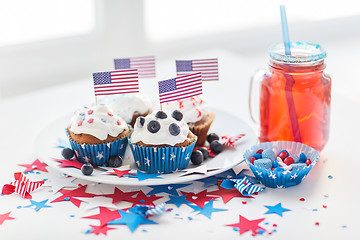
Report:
18,159,48,173
208,182,254,204
0,212,15,225
180,190,218,208
129,190,163,207
89,224,116,236
50,185,98,208
83,207,121,226
226,214,266,236
53,158,84,169
106,169,135,178
220,134,246,148
2,172,45,199
101,187,139,204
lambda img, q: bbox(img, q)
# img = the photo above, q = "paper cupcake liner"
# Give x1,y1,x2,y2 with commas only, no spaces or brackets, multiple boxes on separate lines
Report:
244,141,320,188
190,112,215,146
66,129,129,167
128,138,197,174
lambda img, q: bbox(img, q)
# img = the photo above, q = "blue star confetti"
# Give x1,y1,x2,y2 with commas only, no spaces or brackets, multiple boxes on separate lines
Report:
124,171,163,181
166,195,192,208
189,199,227,219
108,210,157,232
264,203,291,217
147,184,190,196
23,199,52,212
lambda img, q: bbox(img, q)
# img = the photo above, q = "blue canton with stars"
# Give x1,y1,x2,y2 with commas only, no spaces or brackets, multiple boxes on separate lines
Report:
158,78,177,94
176,60,193,72
114,58,131,69
93,72,111,85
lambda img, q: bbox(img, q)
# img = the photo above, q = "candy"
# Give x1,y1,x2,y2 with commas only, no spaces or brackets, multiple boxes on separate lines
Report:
277,150,289,160
291,163,307,171
272,160,279,168
305,159,312,166
250,157,256,164
256,149,264,154
254,158,272,169
284,157,295,165
262,149,276,161
253,153,262,160
299,153,307,163
289,155,300,163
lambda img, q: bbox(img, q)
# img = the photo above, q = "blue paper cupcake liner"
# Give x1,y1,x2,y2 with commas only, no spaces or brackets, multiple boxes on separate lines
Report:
244,141,320,188
66,129,129,167
128,137,197,174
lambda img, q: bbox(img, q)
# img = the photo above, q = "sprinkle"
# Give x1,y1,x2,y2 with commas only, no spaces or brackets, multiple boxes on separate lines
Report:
87,110,93,115
79,112,85,116
64,197,70,201
117,120,121,125
101,118,106,123
78,121,82,126
324,194,329,198
87,118,94,124
273,224,277,227
315,222,320,226
107,112,113,117
70,215,75,218
17,206,22,209
323,205,327,208
242,201,247,204
342,225,347,228
328,175,333,179
299,198,305,201
313,209,318,211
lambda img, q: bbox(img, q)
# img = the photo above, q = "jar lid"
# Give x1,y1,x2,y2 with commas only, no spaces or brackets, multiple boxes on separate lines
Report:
269,42,327,63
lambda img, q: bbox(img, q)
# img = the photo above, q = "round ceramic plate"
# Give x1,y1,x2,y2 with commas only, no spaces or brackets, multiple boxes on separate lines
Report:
36,108,257,186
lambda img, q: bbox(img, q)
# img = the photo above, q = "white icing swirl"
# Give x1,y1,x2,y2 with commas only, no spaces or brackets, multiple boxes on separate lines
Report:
97,93,152,123
162,96,208,123
130,110,190,146
69,105,128,141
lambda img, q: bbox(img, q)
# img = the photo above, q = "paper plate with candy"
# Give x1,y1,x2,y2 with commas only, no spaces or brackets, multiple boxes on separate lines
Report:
243,141,320,188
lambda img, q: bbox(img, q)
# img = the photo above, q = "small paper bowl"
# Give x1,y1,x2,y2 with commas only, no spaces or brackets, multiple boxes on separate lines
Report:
66,129,129,167
244,141,320,188
128,137,197,174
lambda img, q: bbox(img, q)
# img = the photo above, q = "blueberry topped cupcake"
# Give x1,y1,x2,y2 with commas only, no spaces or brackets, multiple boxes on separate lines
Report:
129,110,197,173
97,93,152,127
162,96,215,146
66,104,130,166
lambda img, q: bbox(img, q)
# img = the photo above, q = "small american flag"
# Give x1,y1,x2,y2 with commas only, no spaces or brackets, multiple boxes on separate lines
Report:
158,72,202,104
176,58,219,81
93,69,139,96
114,56,156,78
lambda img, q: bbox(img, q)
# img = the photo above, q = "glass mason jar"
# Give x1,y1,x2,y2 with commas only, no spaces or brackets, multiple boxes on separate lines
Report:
250,42,331,152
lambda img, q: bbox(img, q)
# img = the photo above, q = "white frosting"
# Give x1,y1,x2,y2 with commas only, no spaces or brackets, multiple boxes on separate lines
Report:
130,110,190,146
69,105,128,141
97,93,152,123
162,96,208,123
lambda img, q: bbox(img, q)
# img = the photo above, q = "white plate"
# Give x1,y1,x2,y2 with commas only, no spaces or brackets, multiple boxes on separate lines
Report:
36,108,257,186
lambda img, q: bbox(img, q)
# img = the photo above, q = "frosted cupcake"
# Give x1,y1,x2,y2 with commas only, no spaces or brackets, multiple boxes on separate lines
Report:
66,104,130,166
97,93,152,127
162,96,215,146
129,110,197,173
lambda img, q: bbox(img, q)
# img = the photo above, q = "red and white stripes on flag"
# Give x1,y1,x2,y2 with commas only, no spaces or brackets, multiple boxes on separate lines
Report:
158,72,202,104
114,56,156,78
176,58,219,81
93,69,139,96
1,172,45,199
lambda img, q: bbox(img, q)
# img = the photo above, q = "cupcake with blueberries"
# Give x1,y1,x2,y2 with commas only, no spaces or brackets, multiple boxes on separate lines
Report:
129,110,197,174
162,95,215,146
97,93,152,127
66,104,130,167
244,141,320,188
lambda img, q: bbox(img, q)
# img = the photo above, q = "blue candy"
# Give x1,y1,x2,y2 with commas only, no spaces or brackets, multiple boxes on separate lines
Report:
272,160,279,168
290,155,300,163
299,153,307,163
253,153,262,160
254,158,272,169
291,163,307,170
262,149,276,161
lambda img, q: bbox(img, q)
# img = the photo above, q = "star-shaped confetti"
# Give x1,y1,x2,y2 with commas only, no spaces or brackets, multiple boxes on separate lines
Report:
104,169,135,178
89,224,116,236
166,195,192,208
42,172,77,194
179,165,218,177
125,171,163,181
18,159,48,173
180,190,218,208
23,199,51,212
129,190,163,207
77,196,118,211
0,212,15,225
108,210,157,232
50,185,97,208
147,184,190,196
226,214,266,236
196,176,221,188
83,207,121,226
208,182,254,204
264,203,291,217
2,172,45,199
53,158,84,169
101,187,139,204
189,199,227,219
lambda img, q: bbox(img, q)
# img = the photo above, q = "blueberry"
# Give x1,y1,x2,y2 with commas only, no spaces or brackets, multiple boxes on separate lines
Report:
136,116,145,128
155,111,167,119
81,163,94,176
210,140,223,154
172,110,183,121
147,120,161,133
191,150,204,165
207,133,219,144
198,147,209,160
108,156,123,168
61,148,74,160
169,123,180,136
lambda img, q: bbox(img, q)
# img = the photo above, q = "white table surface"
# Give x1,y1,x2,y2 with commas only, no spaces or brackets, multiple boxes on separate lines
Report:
0,49,359,240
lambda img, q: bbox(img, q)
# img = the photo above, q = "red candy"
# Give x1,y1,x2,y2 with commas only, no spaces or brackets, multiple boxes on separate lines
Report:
256,149,264,154
284,157,294,165
250,157,256,164
278,151,288,160
306,159,312,166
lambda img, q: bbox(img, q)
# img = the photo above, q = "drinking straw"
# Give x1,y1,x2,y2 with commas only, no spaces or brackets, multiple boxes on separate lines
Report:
280,5,302,142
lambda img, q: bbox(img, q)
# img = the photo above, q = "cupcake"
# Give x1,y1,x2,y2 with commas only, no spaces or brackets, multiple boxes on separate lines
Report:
162,96,215,146
66,104,130,166
244,141,320,188
129,110,197,173
97,93,152,127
